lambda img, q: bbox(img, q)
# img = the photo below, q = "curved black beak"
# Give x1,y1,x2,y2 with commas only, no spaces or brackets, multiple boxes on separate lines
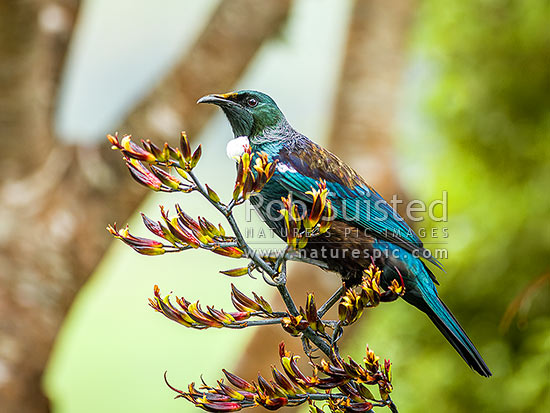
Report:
197,93,238,106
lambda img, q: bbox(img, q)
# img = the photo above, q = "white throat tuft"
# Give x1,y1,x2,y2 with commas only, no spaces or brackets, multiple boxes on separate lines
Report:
226,136,250,161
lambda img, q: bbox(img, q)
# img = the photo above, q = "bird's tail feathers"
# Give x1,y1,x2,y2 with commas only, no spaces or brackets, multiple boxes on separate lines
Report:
420,292,492,377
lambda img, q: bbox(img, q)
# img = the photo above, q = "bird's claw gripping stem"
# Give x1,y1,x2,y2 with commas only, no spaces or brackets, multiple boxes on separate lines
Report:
260,268,279,287
272,260,287,285
273,273,287,285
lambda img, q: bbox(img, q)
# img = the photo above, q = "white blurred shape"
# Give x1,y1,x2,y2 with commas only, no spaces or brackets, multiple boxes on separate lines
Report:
55,0,220,142
39,3,70,34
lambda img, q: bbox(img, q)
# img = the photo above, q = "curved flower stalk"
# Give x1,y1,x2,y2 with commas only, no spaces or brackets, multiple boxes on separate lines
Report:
107,223,169,256
108,132,201,192
108,131,201,170
165,342,394,413
106,132,399,412
149,284,285,329
107,205,243,257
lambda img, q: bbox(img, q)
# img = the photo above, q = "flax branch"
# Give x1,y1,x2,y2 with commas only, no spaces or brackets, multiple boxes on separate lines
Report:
107,133,402,412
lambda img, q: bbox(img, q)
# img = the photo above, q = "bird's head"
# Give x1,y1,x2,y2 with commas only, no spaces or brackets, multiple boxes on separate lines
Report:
197,90,285,139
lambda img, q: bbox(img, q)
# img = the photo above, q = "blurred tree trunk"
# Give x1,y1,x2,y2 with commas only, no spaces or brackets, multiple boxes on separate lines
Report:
327,0,416,200
234,0,418,386
0,1,291,412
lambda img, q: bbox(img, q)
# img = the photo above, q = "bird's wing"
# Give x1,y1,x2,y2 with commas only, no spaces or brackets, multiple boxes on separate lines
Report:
275,140,443,272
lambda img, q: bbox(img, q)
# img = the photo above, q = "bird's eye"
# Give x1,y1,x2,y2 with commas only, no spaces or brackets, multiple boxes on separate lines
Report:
246,97,258,107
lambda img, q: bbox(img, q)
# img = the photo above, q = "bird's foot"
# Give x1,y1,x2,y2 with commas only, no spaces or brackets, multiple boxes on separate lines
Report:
258,268,287,286
272,271,287,285
260,269,279,287
271,259,287,285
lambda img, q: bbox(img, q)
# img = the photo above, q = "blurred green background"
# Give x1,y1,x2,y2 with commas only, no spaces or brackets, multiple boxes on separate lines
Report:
1,0,548,412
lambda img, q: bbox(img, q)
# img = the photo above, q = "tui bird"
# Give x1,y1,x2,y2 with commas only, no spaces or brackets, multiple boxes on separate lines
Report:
198,90,491,377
